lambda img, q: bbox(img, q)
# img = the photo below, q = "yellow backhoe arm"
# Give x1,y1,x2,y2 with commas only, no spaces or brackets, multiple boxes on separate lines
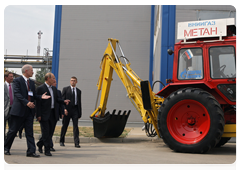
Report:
90,38,164,138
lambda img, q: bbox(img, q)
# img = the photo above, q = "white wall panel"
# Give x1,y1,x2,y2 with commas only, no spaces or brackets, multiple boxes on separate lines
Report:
58,5,151,122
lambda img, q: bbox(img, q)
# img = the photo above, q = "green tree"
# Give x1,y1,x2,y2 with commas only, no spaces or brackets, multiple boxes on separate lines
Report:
35,68,51,84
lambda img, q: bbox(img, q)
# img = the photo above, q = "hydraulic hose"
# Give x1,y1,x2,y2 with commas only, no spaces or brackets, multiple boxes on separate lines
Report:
144,122,157,137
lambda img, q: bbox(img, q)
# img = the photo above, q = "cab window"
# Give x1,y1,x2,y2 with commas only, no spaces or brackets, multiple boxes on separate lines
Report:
209,46,236,79
178,48,203,80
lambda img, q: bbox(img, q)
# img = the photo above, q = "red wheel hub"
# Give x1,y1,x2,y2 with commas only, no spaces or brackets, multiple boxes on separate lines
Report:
187,117,196,125
167,99,210,144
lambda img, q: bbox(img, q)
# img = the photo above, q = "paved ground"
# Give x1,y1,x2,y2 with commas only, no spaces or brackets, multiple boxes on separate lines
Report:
4,138,238,170
4,126,236,166
56,120,236,143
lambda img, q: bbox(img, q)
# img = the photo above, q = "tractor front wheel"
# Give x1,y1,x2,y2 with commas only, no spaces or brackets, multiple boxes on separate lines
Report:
158,88,224,153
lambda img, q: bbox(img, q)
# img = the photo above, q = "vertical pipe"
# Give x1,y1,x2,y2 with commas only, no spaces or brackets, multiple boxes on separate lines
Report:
52,5,62,88
160,5,169,90
167,5,176,80
149,5,155,87
160,5,176,90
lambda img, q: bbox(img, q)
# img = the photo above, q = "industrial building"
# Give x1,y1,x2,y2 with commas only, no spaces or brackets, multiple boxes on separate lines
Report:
52,5,236,122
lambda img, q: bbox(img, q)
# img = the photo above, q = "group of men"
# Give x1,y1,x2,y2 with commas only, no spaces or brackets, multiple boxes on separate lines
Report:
4,64,82,157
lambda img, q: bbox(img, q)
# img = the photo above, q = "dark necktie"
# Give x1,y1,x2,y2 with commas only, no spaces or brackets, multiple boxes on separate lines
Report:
9,84,13,105
72,88,75,106
27,79,31,101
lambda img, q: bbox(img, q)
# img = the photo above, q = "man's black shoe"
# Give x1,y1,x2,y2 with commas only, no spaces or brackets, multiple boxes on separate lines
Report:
37,144,43,153
60,142,65,146
38,147,43,153
75,144,81,148
45,152,52,156
26,153,40,158
4,150,11,155
19,133,22,139
50,147,55,152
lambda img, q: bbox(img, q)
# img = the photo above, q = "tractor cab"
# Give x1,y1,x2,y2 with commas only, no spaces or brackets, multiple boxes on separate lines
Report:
176,45,236,80
156,19,236,153
158,18,236,107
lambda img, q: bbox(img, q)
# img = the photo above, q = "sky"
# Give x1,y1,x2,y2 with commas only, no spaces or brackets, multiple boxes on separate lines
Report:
3,5,55,78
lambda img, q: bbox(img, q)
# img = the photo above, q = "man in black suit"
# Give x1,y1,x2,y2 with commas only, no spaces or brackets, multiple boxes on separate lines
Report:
37,79,64,153
4,64,50,157
50,79,64,151
60,76,82,148
36,73,70,156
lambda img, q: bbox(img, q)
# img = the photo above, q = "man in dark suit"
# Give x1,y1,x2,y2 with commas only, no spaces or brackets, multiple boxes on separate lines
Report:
50,79,64,151
36,73,70,156
37,79,64,153
60,76,82,148
4,64,50,157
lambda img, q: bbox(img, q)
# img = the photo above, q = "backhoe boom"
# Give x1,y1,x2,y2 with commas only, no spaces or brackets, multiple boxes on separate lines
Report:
90,38,164,138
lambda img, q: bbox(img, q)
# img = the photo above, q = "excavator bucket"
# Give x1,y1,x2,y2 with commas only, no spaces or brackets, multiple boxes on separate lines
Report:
93,110,131,138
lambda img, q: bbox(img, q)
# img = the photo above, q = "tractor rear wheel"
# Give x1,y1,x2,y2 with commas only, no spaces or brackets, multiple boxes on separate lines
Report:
158,88,225,153
215,137,231,147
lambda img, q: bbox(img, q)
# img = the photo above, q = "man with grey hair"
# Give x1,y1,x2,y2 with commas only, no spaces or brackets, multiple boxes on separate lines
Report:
4,64,51,158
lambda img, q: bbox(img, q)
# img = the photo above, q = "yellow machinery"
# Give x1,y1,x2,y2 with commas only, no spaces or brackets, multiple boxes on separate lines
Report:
90,38,164,138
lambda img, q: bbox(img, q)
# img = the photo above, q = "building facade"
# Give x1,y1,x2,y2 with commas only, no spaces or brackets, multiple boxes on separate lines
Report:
52,5,236,122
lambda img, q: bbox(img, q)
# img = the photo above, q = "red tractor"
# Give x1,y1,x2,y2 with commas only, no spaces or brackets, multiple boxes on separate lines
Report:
156,18,236,153
91,18,236,153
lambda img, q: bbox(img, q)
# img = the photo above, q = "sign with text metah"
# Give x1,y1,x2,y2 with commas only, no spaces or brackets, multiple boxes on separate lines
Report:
177,18,235,40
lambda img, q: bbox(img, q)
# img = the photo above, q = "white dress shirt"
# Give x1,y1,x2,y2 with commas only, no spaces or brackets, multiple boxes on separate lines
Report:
22,75,30,90
70,86,77,105
45,82,54,109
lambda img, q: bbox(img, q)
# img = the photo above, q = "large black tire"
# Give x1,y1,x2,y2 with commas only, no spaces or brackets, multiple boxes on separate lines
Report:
158,88,225,153
215,137,231,147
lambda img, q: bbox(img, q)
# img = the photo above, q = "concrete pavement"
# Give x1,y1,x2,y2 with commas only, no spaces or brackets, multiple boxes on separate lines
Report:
4,127,236,164
27,125,235,144
32,126,160,144
5,137,236,164
55,120,236,143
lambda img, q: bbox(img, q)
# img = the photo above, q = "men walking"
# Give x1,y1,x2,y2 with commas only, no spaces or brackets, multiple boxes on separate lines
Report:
4,71,14,141
36,73,70,156
60,76,82,148
4,64,51,157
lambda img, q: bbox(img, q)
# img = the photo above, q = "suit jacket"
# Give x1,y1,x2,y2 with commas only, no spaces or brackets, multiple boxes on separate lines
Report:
56,89,64,119
36,83,65,121
4,82,14,117
62,86,82,118
9,76,41,117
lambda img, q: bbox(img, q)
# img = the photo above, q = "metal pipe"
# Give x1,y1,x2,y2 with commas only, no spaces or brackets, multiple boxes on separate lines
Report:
109,40,120,63
117,42,128,64
4,56,45,60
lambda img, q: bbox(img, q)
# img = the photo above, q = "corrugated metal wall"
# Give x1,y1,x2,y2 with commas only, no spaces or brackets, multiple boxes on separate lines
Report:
153,6,162,93
58,5,151,122
175,5,236,41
